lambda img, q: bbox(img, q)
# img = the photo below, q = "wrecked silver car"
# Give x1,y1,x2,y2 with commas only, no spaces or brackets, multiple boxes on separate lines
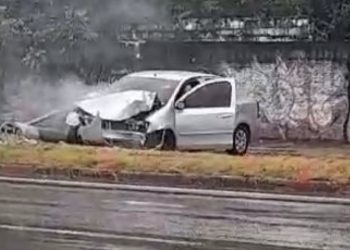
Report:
1,70,259,155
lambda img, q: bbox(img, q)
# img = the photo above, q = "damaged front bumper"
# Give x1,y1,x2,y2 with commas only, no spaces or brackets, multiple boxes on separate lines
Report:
103,130,147,148
77,114,149,148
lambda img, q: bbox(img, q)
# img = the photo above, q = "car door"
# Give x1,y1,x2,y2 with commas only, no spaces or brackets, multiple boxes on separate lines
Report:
175,80,235,150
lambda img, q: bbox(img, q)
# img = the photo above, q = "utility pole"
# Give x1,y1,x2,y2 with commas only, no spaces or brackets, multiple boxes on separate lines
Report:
344,59,350,142
120,26,146,72
0,6,5,106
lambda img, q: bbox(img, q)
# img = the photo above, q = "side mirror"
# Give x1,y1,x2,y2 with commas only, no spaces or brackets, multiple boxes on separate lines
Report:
175,101,185,110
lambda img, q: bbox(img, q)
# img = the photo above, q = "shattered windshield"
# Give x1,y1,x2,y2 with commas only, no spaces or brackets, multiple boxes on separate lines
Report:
112,76,180,104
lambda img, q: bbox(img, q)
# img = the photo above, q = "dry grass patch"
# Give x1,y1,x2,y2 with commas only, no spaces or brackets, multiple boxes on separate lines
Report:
0,143,350,184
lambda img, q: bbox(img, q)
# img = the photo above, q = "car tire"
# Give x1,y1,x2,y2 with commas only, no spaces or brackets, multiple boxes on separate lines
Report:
229,125,250,156
161,130,176,151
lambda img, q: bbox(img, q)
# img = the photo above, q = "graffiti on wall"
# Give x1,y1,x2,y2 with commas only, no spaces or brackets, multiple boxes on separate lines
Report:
218,56,349,141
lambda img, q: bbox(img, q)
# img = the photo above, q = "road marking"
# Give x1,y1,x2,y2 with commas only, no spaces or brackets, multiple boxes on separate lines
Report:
0,176,349,205
124,201,185,209
0,224,202,247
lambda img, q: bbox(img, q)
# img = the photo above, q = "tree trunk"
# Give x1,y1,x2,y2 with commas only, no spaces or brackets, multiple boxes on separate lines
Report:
0,63,5,123
343,60,350,142
0,50,4,105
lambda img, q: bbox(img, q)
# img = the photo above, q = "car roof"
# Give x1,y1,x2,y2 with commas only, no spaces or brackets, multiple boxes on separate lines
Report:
127,70,217,82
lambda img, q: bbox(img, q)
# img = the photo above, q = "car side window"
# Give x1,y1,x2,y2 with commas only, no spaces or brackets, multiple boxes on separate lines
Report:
175,79,201,101
184,81,232,108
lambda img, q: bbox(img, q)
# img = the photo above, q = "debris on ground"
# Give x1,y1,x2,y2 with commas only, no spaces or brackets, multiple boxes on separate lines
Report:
0,134,39,146
0,121,39,146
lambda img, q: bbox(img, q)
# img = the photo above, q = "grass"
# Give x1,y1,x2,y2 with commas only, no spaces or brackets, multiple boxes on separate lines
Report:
0,142,350,184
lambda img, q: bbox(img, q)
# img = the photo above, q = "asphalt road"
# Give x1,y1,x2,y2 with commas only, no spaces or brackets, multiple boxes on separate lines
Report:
0,178,349,250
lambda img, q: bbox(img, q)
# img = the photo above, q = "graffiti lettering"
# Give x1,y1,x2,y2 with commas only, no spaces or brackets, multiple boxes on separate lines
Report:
219,57,348,140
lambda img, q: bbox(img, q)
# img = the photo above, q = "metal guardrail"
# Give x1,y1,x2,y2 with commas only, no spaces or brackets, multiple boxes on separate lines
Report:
118,17,313,42
119,29,312,42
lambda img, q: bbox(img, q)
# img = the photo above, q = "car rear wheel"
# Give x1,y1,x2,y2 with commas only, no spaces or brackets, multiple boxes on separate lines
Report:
228,125,250,156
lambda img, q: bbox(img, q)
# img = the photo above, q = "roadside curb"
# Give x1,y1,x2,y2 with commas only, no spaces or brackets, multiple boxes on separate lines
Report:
0,164,349,199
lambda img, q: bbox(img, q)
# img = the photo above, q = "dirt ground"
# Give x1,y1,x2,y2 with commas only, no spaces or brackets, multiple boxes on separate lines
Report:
1,139,350,185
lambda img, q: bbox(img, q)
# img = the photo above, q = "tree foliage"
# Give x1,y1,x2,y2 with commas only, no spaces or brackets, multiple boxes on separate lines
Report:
309,0,350,41
1,0,350,85
170,0,307,18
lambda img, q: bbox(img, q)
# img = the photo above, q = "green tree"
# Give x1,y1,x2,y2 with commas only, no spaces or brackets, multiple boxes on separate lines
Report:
309,0,350,41
0,1,98,80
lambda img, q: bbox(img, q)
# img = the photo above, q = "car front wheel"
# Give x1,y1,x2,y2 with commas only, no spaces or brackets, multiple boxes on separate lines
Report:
160,130,176,151
229,126,250,156
145,129,176,151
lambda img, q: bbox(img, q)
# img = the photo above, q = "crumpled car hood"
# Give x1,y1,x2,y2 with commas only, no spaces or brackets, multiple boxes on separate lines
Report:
75,90,157,121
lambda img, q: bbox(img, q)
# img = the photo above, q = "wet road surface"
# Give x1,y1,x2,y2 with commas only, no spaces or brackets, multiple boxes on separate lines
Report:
0,179,349,250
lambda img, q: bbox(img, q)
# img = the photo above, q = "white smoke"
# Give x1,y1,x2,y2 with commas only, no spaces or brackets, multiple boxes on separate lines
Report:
2,75,110,122
0,0,169,122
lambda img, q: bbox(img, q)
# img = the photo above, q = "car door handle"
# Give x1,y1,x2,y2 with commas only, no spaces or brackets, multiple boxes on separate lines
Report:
218,114,233,119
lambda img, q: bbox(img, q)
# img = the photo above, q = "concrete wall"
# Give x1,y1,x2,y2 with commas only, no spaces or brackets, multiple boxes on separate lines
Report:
139,41,350,141
219,58,348,141
139,42,350,68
